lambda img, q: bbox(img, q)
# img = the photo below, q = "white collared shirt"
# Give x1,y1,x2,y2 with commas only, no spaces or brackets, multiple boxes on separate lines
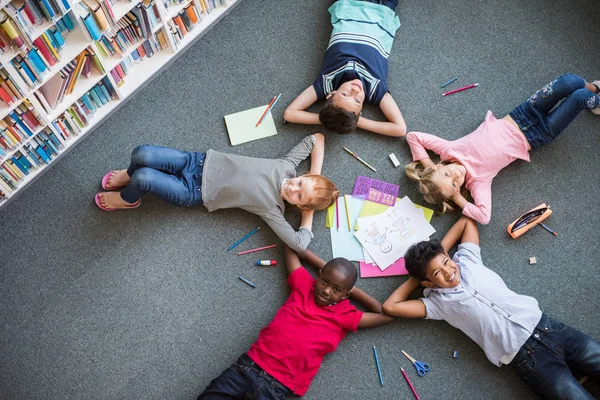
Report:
421,242,542,366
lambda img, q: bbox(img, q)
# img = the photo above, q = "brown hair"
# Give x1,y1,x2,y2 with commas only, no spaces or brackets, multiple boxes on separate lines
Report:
404,161,469,214
300,174,340,210
319,97,359,134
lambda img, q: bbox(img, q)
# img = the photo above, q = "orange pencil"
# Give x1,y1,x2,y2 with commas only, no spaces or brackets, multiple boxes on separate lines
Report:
255,96,276,127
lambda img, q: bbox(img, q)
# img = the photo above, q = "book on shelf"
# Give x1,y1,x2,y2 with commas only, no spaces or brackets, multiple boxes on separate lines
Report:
79,4,102,40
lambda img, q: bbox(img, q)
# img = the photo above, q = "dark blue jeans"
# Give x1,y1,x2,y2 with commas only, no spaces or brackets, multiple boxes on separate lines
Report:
509,73,600,149
511,314,600,399
197,354,290,400
361,0,398,10
120,145,205,206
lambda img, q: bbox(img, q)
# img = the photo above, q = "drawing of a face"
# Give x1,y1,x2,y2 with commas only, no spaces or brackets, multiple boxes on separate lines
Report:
400,229,411,239
379,241,392,253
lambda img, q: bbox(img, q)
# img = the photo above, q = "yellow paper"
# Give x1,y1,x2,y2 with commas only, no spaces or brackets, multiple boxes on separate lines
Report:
224,105,277,146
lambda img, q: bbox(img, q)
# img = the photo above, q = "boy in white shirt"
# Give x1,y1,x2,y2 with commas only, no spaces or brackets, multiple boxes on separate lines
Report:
383,216,600,399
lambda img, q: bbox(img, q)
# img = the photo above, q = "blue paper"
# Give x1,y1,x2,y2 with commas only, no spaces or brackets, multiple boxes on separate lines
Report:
330,195,365,261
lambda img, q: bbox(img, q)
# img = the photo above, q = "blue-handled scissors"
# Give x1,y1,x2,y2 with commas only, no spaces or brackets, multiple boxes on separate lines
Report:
402,350,431,377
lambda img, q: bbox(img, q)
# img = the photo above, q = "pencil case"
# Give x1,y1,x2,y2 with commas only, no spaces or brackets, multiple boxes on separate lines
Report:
507,203,552,239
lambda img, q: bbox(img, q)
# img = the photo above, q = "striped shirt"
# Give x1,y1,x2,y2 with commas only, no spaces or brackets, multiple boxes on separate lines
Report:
201,135,316,252
313,0,401,105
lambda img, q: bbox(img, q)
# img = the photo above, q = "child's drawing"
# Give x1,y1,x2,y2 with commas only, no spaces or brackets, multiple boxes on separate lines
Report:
364,223,392,253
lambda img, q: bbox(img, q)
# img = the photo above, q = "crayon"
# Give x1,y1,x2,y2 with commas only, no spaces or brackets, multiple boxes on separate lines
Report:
239,276,256,288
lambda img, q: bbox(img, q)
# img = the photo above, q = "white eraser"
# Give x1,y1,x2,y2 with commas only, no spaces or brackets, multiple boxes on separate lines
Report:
389,153,400,167
529,257,537,265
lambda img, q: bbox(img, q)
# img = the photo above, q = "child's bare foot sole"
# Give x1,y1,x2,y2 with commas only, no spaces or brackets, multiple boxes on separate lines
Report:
101,170,130,190
95,192,141,211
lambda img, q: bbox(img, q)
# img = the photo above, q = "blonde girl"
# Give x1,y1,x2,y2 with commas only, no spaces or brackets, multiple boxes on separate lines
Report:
405,73,600,224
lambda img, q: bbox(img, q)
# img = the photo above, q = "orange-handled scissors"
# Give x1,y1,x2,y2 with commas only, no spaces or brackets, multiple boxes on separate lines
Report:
402,350,430,377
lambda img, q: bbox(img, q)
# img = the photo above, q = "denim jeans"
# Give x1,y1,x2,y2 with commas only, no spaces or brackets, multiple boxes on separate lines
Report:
197,354,290,400
509,73,600,149
511,314,600,399
120,145,205,206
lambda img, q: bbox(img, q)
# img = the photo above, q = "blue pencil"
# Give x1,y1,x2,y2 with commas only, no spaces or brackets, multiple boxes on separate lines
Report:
239,276,256,288
373,345,383,385
440,77,457,88
264,93,282,119
227,227,261,251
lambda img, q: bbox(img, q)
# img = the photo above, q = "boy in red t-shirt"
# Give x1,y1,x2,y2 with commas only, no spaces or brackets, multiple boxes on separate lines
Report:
197,246,393,399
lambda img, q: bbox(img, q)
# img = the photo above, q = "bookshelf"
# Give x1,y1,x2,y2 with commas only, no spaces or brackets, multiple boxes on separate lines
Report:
0,0,240,209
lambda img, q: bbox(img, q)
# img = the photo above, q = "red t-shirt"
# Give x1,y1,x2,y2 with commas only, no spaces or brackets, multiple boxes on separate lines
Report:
247,267,363,396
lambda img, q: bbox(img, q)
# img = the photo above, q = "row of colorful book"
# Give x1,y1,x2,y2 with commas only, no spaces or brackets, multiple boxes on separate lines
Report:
0,67,25,105
109,31,167,85
77,0,124,41
167,2,202,48
0,75,118,197
51,76,117,137
0,127,63,195
0,0,70,54
35,45,105,111
8,13,74,89
0,99,42,156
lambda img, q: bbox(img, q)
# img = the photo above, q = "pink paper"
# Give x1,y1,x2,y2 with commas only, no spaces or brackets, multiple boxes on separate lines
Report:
360,258,408,278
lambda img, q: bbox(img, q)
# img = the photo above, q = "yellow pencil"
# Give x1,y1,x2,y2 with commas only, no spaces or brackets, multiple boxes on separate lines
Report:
343,194,351,231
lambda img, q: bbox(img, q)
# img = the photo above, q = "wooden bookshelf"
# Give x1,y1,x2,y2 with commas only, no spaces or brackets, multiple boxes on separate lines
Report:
0,0,241,209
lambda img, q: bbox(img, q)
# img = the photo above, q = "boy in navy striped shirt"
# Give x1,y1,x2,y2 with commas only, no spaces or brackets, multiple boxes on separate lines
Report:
284,0,406,136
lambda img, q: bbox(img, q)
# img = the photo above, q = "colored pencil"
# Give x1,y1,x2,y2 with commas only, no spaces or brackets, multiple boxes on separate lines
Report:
343,194,351,231
440,77,457,88
442,83,479,96
343,147,377,172
239,276,256,288
237,244,277,255
335,197,340,231
255,96,276,127
264,93,282,119
373,346,383,385
228,227,261,251
539,222,557,236
401,367,420,400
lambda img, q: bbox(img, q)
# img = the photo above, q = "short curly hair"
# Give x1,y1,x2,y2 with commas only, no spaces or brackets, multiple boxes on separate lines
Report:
404,239,446,281
323,257,358,289
319,97,359,134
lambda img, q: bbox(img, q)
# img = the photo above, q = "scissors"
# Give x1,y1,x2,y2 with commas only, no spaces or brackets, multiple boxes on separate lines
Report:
402,350,431,377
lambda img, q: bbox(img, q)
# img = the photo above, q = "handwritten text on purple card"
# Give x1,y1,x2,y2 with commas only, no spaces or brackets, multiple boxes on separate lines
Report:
352,176,399,206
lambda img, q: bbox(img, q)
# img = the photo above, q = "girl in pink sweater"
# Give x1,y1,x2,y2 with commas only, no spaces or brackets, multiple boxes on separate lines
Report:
405,73,600,224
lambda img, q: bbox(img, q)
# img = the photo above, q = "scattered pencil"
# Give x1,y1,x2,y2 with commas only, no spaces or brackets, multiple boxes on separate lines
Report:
343,147,377,172
255,96,277,127
442,83,478,96
373,346,383,386
238,244,276,255
539,222,557,236
239,276,256,288
228,227,260,251
401,367,421,400
335,197,340,232
343,194,351,231
440,77,457,88
265,93,282,119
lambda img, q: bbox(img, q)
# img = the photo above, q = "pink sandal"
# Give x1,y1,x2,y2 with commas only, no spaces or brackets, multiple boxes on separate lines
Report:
95,193,141,211
101,171,127,190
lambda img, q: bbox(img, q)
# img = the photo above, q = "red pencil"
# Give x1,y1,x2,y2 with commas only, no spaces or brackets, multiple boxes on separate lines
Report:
442,83,479,96
401,368,420,400
255,96,277,127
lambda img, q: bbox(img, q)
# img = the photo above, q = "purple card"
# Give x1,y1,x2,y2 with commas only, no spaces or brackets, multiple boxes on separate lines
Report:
352,176,399,206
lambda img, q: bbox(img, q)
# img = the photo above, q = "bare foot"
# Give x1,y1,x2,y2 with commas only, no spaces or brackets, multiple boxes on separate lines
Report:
106,169,130,189
97,192,139,209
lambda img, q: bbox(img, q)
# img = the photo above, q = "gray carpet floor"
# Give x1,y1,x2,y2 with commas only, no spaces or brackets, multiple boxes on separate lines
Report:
1,0,599,399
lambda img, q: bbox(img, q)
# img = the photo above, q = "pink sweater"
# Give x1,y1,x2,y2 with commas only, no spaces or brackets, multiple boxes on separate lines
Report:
406,111,530,224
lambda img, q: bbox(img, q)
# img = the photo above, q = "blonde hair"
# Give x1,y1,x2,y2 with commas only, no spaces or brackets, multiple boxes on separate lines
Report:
300,174,340,210
405,161,468,214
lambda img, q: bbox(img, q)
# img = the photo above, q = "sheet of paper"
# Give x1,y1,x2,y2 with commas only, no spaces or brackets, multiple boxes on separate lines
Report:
352,176,399,206
224,105,277,146
330,196,365,261
354,197,435,270
360,259,408,278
